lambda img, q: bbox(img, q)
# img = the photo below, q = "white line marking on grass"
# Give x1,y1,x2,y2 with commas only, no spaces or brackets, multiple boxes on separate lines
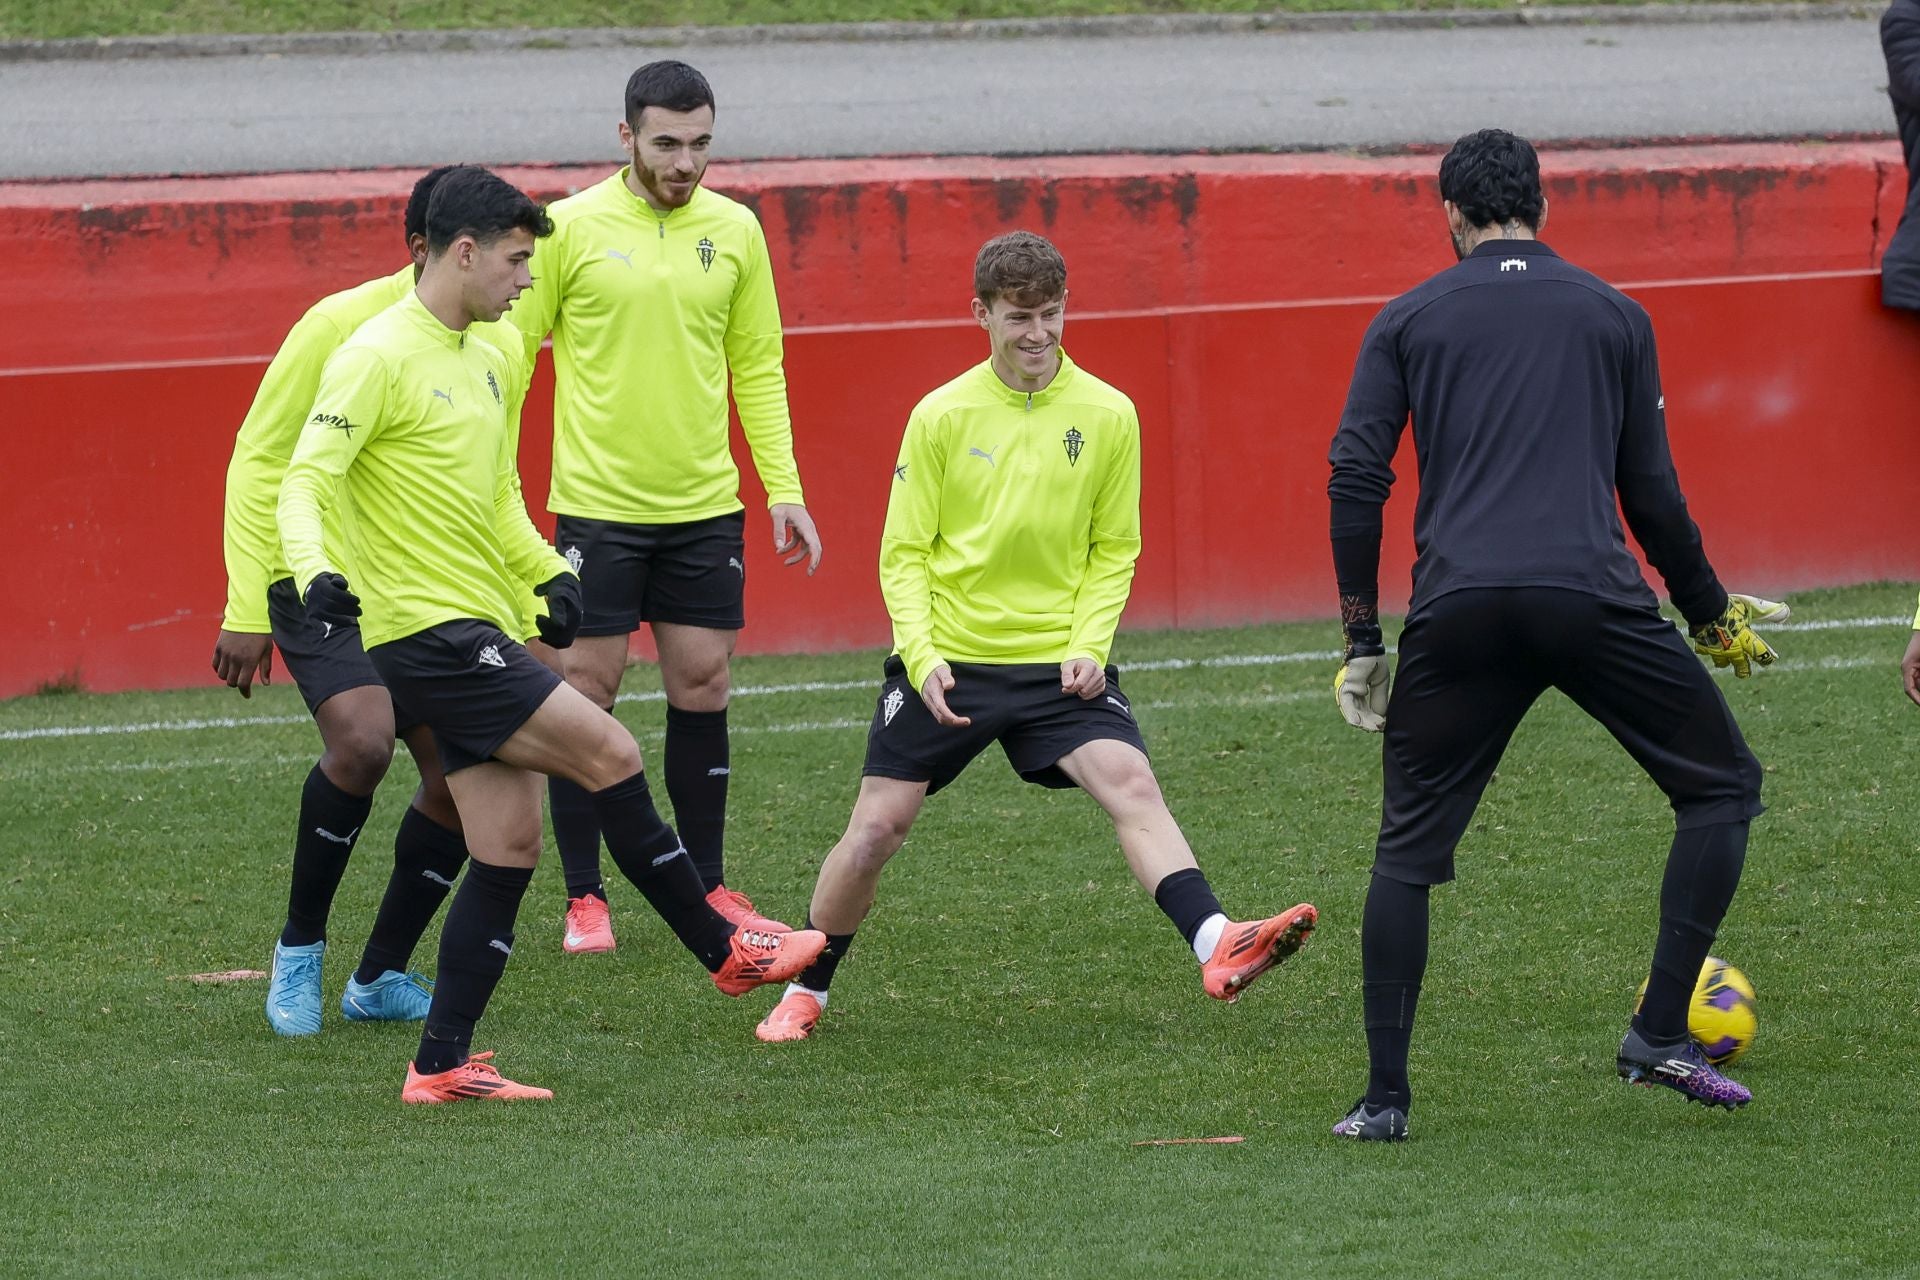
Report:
3,613,1903,744
0,714,310,741
1768,615,1909,632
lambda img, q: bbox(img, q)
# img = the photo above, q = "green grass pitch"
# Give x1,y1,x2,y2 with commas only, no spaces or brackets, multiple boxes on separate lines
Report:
3,581,1916,1277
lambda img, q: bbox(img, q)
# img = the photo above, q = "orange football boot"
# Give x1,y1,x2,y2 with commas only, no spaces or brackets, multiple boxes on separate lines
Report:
1201,904,1318,1002
706,884,792,933
563,894,616,954
712,927,827,997
755,989,825,1042
401,1051,553,1104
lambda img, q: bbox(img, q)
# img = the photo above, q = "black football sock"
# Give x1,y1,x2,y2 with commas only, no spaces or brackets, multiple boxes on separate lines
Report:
355,805,467,985
549,775,606,901
791,921,857,994
415,859,533,1075
665,704,731,892
1361,872,1431,1110
1152,868,1224,947
1636,820,1749,1045
591,771,731,971
280,764,376,948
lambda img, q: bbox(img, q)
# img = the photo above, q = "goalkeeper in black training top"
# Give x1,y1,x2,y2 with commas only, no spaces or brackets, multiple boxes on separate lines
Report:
1324,128,1786,1141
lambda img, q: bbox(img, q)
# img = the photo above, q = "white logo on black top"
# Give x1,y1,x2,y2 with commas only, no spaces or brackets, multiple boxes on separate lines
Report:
728,557,745,575
1499,259,1527,273
564,544,584,574
1105,694,1132,718
882,688,904,726
478,645,506,668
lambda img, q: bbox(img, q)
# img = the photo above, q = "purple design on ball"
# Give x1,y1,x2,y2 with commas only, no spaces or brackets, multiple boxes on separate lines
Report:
1702,1036,1740,1060
1706,986,1745,1011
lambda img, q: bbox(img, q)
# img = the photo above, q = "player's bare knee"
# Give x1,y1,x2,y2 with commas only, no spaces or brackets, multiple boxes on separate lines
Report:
413,780,462,832
1098,759,1167,818
320,727,396,794
846,809,914,865
577,729,644,792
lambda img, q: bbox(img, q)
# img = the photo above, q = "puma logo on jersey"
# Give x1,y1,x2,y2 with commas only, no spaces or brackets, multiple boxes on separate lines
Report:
431,388,453,406
729,557,744,575
969,446,997,467
606,248,636,268
478,645,506,668
882,688,905,726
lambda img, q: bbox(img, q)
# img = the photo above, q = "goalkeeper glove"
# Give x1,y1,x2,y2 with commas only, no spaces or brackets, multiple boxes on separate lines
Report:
302,572,361,628
1334,655,1391,732
1689,593,1789,678
534,573,584,649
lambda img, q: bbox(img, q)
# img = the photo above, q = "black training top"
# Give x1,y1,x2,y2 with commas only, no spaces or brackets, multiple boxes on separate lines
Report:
1327,239,1725,627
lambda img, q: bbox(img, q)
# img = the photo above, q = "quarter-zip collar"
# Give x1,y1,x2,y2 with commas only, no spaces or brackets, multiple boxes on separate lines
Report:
617,167,705,235
402,287,471,351
981,348,1079,412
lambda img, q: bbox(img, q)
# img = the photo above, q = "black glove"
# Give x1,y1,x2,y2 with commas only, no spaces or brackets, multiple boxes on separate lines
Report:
534,573,583,649
302,572,361,627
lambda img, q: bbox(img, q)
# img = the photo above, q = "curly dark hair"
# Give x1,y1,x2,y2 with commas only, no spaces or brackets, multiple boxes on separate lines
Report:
1438,129,1544,231
973,231,1067,307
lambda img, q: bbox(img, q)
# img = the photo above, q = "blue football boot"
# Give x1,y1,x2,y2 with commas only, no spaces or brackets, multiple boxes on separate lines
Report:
265,940,325,1036
341,969,434,1022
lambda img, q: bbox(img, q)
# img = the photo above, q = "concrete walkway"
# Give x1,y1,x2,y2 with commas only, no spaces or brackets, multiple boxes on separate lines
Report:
0,7,1895,179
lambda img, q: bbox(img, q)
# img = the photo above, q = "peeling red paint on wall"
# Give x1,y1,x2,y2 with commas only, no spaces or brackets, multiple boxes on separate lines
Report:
3,144,1918,695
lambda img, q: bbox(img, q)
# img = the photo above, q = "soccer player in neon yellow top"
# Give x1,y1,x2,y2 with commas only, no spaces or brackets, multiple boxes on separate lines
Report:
214,167,510,1040
507,61,821,955
751,231,1318,1044
277,167,825,1103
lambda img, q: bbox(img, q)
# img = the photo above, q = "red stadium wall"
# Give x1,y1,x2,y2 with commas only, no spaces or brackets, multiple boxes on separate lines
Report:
4,143,1918,696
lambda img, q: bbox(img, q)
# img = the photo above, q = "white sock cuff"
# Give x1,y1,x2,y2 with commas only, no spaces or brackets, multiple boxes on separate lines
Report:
1193,913,1229,965
786,982,828,1008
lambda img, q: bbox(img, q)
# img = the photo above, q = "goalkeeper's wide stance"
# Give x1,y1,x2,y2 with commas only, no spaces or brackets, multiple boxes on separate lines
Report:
1323,129,1785,1141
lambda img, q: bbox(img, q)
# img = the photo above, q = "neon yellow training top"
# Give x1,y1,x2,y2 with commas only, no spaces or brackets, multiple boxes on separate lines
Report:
278,291,569,649
508,173,805,524
221,268,412,633
221,266,527,633
880,350,1143,690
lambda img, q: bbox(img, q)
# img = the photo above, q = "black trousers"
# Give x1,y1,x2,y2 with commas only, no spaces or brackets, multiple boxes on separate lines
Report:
1374,587,1764,885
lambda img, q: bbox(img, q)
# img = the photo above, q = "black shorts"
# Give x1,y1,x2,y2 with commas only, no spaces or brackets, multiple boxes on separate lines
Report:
861,656,1149,796
1374,587,1765,886
266,577,421,733
553,511,747,635
366,619,564,775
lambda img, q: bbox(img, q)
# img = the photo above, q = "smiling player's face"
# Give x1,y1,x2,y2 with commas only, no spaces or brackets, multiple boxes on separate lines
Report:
974,291,1066,391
